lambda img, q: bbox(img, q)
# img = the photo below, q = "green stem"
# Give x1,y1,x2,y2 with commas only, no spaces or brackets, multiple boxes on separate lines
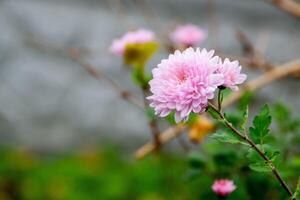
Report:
217,89,223,112
137,64,160,149
207,102,294,199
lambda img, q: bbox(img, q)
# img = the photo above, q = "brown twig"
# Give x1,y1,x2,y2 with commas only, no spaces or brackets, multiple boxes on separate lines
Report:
235,29,274,71
236,29,255,57
134,125,186,159
134,59,300,159
267,0,300,17
69,48,144,109
141,89,161,150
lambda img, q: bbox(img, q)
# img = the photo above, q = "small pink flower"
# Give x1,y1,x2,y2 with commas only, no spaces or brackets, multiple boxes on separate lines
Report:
170,24,207,47
212,179,236,197
147,47,224,123
217,58,247,91
110,29,155,56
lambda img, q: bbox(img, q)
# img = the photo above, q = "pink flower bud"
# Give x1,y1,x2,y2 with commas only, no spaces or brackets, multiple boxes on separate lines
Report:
170,24,207,47
212,179,236,197
110,29,155,56
217,58,247,91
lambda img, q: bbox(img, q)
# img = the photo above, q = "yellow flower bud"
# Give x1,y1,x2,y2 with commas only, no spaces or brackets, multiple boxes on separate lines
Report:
188,115,215,143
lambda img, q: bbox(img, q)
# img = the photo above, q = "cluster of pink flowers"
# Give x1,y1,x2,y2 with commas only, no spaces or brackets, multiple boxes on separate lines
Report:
110,29,155,56
147,47,246,122
170,24,207,47
212,179,236,197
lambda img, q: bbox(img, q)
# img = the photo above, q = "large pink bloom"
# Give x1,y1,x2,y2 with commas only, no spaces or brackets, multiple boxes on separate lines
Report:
147,47,224,123
217,58,247,91
110,29,155,56
212,179,236,197
170,24,207,47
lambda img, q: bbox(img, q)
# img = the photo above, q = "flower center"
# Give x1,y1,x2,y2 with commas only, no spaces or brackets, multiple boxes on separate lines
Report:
177,72,188,84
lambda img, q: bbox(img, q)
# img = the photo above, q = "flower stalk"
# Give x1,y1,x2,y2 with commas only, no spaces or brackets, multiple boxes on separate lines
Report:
207,100,294,199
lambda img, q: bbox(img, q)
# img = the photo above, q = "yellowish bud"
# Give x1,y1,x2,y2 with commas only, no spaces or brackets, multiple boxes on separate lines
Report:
188,115,215,143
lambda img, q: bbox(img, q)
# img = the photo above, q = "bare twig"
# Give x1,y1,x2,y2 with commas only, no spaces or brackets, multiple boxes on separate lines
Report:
141,89,161,149
135,125,186,159
69,48,144,109
235,29,274,71
235,29,255,57
267,0,300,17
135,59,300,159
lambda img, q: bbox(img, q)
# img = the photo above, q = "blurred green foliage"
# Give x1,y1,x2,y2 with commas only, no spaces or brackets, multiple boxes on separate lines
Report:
0,103,299,200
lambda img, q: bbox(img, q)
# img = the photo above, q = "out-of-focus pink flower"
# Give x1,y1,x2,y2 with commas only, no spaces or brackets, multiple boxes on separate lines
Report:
217,58,247,91
147,47,224,123
212,179,236,197
170,24,207,47
110,29,155,56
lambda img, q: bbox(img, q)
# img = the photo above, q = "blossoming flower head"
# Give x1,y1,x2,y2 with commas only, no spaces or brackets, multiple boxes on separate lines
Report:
217,58,247,91
170,24,207,47
212,179,236,197
147,47,224,123
110,29,155,56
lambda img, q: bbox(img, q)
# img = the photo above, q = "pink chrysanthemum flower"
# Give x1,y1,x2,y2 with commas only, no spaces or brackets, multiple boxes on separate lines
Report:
147,47,224,123
217,58,247,91
110,29,155,56
212,179,236,197
170,24,207,47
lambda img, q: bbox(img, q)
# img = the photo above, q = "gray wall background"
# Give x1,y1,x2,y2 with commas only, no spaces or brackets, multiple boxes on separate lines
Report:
0,0,299,152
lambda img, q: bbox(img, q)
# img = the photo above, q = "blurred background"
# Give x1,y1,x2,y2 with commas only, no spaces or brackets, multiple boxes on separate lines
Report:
0,0,300,199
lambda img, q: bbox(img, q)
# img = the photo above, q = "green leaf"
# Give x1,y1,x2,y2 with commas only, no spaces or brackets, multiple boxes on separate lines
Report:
249,104,272,144
241,105,249,133
237,91,253,111
248,162,271,172
247,146,270,172
246,144,280,173
291,176,300,200
124,42,159,67
210,132,249,146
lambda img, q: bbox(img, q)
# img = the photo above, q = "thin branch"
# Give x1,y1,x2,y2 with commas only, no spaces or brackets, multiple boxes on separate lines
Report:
134,59,300,159
235,29,255,57
235,29,274,71
141,89,161,149
134,125,186,159
217,89,223,112
69,48,144,109
267,0,300,17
